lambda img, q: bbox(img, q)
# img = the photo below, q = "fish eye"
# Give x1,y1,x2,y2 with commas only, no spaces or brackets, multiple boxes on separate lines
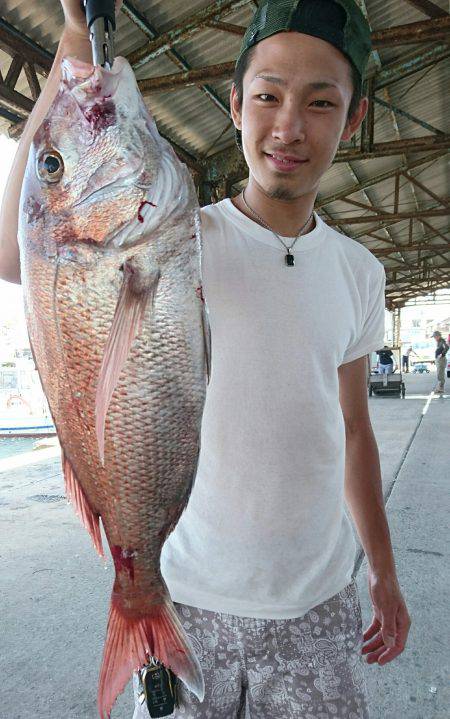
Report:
36,150,64,183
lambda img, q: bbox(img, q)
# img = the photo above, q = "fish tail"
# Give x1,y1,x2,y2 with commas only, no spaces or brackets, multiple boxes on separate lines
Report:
97,592,204,719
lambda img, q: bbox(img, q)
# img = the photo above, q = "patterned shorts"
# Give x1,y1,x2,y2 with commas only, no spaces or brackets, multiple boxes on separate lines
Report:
132,579,369,719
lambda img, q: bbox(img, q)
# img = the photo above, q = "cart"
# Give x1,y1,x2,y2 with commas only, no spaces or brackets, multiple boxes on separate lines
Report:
368,346,406,398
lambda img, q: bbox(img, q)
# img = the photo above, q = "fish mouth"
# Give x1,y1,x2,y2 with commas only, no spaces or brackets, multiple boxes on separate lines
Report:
62,56,128,82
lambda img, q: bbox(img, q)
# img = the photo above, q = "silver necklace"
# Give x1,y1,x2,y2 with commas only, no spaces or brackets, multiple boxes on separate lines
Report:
242,189,313,267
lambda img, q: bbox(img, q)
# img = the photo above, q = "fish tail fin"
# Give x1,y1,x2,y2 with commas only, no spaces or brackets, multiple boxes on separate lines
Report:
97,592,204,719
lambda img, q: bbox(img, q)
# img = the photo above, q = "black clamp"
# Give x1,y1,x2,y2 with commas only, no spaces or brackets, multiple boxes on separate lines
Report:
83,0,116,68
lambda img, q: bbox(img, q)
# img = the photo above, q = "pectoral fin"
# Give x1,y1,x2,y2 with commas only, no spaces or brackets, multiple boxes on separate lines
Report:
95,262,160,463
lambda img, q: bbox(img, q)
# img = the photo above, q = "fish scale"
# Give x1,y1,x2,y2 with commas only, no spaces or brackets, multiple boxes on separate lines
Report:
18,55,209,718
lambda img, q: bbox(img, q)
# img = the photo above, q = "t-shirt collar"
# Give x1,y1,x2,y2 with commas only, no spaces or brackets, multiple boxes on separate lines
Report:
216,198,326,252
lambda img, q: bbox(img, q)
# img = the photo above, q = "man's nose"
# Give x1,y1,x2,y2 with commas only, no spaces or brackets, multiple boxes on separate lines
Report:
272,104,306,144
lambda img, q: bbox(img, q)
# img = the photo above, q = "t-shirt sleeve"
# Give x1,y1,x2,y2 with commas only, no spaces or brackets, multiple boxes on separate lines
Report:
341,263,386,364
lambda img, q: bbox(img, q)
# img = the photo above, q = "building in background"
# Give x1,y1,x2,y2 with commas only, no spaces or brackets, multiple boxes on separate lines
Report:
399,292,450,365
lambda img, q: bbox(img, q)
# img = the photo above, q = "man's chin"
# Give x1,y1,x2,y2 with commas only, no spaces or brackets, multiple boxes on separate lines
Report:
266,185,299,201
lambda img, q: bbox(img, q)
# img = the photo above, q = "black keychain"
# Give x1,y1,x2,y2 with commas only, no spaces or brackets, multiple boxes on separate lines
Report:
139,658,178,717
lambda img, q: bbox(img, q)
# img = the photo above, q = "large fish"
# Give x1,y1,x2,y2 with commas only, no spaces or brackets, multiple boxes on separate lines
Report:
18,55,210,718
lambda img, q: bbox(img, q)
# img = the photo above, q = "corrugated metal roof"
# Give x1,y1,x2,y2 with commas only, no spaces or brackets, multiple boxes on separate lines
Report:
0,0,448,302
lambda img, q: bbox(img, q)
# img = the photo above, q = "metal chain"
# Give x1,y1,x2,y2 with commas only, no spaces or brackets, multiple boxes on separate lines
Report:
242,188,313,254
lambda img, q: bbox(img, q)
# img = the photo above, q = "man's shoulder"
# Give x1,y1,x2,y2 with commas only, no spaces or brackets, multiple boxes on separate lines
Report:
323,221,385,278
200,201,225,223
199,201,228,241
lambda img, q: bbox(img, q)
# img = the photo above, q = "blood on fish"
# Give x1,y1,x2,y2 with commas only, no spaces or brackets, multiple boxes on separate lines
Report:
111,545,137,582
84,99,116,131
137,200,157,222
195,286,204,303
25,197,45,223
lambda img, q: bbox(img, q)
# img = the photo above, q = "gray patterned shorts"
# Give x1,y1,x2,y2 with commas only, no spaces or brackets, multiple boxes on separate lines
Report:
132,579,369,718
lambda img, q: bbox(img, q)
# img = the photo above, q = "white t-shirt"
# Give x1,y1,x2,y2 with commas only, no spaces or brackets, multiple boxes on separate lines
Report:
160,198,386,619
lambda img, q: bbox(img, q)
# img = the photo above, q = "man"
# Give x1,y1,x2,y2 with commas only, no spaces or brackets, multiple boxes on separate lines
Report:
0,1,410,717
432,330,448,394
402,346,416,373
376,345,394,375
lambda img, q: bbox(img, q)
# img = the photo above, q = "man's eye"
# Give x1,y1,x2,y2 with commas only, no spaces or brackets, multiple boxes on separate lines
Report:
311,100,334,108
257,93,276,102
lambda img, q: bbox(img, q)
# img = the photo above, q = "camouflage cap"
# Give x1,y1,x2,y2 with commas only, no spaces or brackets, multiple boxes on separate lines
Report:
236,0,372,82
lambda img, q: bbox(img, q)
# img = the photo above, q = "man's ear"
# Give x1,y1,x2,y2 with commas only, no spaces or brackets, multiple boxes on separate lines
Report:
230,83,242,131
341,96,369,142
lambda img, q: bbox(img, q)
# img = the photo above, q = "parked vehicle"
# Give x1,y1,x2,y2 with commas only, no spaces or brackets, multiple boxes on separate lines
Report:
412,363,430,374
368,346,405,398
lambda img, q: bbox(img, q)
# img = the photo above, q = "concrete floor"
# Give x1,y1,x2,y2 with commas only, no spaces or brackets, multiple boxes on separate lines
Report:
0,370,448,718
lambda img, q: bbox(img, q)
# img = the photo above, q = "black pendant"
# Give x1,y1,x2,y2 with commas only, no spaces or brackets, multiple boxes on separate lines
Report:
285,252,295,267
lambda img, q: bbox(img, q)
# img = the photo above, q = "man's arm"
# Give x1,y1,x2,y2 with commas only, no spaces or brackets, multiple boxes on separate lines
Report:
338,355,411,665
0,2,96,284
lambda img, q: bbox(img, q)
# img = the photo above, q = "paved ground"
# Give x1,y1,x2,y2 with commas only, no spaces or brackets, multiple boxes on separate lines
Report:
0,370,448,718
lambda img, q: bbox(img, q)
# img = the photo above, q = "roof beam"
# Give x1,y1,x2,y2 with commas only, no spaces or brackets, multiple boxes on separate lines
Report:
335,135,450,161
121,1,230,119
127,0,251,70
360,0,420,270
387,278,450,301
138,62,235,94
371,16,450,47
386,270,450,289
386,268,450,287
385,256,450,273
373,95,445,136
401,0,448,19
0,17,52,76
325,207,449,225
317,153,442,207
204,137,450,185
130,13,450,72
373,243,450,257
205,20,246,35
401,171,450,208
375,43,450,89
5,55,23,88
0,80,33,117
136,41,450,96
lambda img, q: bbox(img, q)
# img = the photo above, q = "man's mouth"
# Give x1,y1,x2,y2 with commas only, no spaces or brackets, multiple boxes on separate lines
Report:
264,152,309,171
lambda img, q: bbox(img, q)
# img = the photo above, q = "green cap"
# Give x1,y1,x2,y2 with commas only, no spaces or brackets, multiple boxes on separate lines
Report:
236,0,372,82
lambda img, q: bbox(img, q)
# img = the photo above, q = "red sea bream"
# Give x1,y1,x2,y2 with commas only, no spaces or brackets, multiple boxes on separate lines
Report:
18,55,210,717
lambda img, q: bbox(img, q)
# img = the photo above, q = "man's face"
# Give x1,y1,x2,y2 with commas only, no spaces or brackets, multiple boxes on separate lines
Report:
231,32,366,200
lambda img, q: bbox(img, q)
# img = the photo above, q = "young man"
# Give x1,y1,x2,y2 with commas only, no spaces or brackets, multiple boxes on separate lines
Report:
143,2,411,717
0,1,410,717
432,330,448,394
376,346,394,375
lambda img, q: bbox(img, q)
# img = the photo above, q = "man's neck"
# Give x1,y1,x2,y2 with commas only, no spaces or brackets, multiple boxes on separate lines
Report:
230,179,317,237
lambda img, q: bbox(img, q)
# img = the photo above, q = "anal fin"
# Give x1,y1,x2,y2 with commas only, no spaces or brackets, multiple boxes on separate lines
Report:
63,452,104,558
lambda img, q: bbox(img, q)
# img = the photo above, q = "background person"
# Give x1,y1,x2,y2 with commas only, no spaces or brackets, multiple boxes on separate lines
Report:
402,346,417,373
376,346,394,375
432,331,449,394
